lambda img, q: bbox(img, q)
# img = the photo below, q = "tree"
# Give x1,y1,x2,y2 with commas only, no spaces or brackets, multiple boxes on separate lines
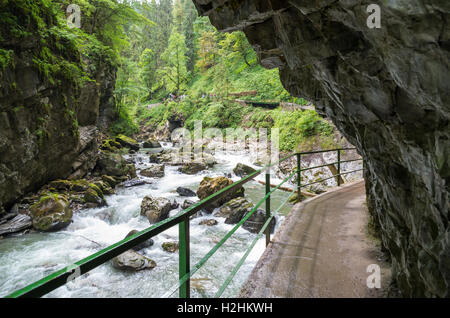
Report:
160,28,188,96
197,30,219,70
139,48,158,99
220,31,253,67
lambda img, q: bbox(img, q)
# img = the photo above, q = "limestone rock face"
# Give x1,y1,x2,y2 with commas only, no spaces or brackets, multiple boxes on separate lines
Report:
193,0,450,297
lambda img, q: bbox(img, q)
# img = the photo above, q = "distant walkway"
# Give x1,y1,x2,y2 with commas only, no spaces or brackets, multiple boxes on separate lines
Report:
240,181,391,298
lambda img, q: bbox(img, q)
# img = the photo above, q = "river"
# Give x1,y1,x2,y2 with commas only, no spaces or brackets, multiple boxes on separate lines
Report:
0,143,295,298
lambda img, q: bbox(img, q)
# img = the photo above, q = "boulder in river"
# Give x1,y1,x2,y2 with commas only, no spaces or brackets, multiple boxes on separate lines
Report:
140,164,165,178
96,152,136,178
92,180,114,195
233,163,257,177
125,229,154,251
149,153,160,163
196,176,245,213
143,139,162,148
162,241,179,253
176,187,196,197
216,198,275,234
141,196,172,224
216,197,254,224
242,208,276,234
111,250,156,271
102,175,120,188
178,162,207,175
30,194,73,232
182,199,196,210
199,219,218,226
83,184,106,207
114,135,140,151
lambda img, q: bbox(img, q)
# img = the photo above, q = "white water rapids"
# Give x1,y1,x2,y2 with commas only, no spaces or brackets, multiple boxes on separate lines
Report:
0,144,296,298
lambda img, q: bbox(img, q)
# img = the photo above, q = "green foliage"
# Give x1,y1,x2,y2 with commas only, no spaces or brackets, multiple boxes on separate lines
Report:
160,28,188,95
0,49,14,70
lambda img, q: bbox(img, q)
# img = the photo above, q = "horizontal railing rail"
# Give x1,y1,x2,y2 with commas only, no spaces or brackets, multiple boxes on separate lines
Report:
5,148,362,298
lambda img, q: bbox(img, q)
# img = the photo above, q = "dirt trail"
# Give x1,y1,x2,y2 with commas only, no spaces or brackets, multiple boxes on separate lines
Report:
240,181,391,298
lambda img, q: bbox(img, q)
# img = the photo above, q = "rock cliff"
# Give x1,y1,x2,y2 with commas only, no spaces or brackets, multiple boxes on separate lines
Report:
192,0,450,297
0,2,116,212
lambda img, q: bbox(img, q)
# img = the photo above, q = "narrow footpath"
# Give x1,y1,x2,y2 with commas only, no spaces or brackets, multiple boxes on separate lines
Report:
240,181,391,298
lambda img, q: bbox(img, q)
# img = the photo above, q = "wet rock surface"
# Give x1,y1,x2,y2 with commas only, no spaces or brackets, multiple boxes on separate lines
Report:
193,0,450,297
233,163,256,177
140,164,165,178
176,187,197,197
162,241,179,253
30,195,73,232
111,250,156,271
140,196,172,224
216,197,275,233
196,176,245,212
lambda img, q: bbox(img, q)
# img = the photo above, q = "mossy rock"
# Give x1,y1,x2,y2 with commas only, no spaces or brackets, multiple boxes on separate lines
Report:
30,194,72,232
49,180,72,191
93,180,114,195
233,163,257,177
102,175,119,188
178,162,207,175
96,152,136,178
141,164,165,178
196,176,245,212
199,219,218,226
162,241,179,253
84,186,106,207
100,139,122,152
115,134,139,151
71,179,90,192
143,139,161,148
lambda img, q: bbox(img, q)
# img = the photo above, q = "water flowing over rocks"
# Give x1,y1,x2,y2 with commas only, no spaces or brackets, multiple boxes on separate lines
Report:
193,0,450,297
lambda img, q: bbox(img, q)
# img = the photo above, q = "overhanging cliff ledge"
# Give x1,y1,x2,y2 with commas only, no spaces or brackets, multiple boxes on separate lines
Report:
192,0,450,297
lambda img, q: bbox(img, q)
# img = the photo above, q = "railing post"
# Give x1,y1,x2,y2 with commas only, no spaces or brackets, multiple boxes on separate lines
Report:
297,153,301,199
265,168,271,247
179,217,190,298
337,149,341,186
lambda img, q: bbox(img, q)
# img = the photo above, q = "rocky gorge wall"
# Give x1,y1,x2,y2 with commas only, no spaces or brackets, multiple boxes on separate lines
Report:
0,2,116,214
192,0,450,297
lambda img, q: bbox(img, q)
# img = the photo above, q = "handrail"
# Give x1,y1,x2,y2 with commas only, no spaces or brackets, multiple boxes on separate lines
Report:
5,148,362,298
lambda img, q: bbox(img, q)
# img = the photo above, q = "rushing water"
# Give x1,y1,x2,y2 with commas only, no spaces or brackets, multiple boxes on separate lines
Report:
0,144,294,298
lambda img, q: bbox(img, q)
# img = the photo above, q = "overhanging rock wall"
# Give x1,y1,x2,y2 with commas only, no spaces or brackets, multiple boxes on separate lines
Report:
192,0,450,297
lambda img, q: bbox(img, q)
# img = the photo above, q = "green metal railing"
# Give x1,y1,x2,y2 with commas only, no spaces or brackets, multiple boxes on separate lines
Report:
5,148,363,298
